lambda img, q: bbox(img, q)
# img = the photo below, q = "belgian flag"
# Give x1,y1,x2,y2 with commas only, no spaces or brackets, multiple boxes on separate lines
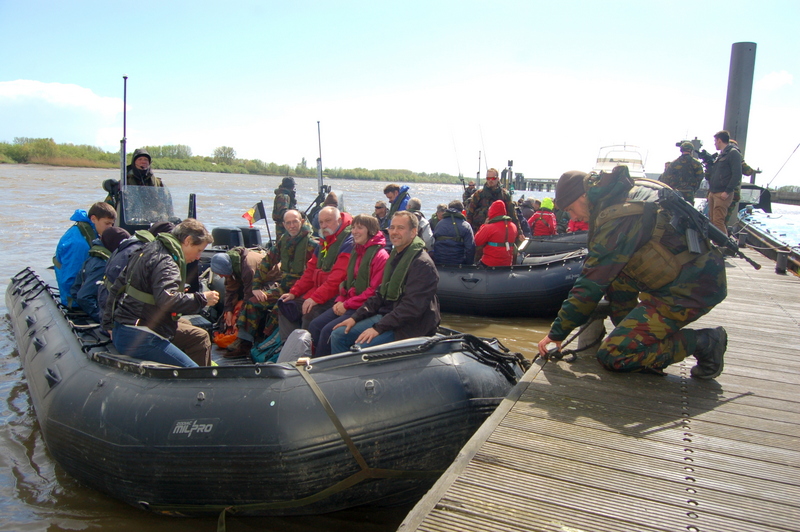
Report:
242,200,267,227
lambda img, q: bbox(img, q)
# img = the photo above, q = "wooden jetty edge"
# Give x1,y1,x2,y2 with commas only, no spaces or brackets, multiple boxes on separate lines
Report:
400,255,800,532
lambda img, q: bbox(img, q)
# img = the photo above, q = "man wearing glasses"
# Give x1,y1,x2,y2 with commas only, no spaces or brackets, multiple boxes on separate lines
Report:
466,168,521,237
373,201,389,229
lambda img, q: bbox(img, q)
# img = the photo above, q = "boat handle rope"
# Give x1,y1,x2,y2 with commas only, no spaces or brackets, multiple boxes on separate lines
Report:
146,362,442,530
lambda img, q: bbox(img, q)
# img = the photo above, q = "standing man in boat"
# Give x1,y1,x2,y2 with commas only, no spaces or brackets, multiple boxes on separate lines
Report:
103,219,220,368
272,177,297,240
383,183,410,229
660,142,705,204
463,181,477,203
537,167,728,380
330,211,439,353
466,168,521,240
126,148,163,187
277,206,353,340
233,209,317,356
707,130,742,235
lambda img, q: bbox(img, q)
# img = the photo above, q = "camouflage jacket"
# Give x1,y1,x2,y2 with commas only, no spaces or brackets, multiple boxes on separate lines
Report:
660,154,704,201
272,186,297,223
466,185,519,231
548,172,727,342
254,225,317,294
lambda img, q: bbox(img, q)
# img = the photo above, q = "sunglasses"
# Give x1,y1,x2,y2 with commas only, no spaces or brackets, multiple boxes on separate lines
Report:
375,205,385,209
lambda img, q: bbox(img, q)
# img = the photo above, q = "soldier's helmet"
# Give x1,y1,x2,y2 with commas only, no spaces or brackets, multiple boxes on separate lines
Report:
680,141,694,153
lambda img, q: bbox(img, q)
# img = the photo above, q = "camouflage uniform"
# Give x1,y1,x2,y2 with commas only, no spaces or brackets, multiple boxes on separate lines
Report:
548,171,727,372
466,185,519,233
272,186,297,240
660,153,704,204
236,223,317,342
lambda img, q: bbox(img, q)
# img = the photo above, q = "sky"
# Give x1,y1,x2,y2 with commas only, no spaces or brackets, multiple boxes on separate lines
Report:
1,0,798,188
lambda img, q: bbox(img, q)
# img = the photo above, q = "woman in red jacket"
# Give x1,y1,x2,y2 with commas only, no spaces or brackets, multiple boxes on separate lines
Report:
308,214,389,356
474,200,518,267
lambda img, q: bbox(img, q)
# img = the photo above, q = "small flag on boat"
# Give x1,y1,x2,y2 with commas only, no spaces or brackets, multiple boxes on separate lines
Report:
242,201,267,227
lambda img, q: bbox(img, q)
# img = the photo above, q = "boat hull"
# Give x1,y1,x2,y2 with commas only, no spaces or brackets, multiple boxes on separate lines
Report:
436,250,585,317
6,268,525,516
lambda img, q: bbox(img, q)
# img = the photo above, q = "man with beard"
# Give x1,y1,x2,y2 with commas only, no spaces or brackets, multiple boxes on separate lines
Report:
466,168,521,240
227,209,317,356
278,206,353,340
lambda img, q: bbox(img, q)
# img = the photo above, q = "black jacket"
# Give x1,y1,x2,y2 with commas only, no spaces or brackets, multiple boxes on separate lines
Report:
103,239,206,339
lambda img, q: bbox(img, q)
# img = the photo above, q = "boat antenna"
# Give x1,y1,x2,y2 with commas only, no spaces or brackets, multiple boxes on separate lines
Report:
316,120,323,193
120,75,128,189
765,141,800,188
479,124,489,172
476,150,482,186
451,131,465,191
306,121,330,220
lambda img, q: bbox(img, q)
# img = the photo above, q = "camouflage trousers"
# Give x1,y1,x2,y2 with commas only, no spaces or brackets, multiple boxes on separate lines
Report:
595,274,708,372
235,286,285,343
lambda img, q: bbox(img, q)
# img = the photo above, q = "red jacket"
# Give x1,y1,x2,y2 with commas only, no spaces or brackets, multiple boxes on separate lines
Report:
568,219,589,233
528,210,557,236
474,200,518,267
336,231,389,310
290,212,354,304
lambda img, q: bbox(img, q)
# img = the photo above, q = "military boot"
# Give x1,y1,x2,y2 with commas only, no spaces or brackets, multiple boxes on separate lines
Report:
691,327,727,379
226,337,243,353
225,339,253,359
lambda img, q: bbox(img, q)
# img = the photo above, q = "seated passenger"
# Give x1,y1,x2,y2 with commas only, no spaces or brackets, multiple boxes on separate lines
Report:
431,200,475,265
70,226,130,321
474,200,519,267
330,211,439,353
209,246,267,357
307,214,388,357
528,197,558,236
54,202,117,308
406,197,434,249
103,219,219,368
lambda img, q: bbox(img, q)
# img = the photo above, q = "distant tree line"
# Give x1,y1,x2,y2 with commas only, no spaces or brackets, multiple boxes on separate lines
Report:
0,138,461,183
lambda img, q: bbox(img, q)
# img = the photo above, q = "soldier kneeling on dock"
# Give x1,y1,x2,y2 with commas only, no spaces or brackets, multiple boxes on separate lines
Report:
537,167,728,379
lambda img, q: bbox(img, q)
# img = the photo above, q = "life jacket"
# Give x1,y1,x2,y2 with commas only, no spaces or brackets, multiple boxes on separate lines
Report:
434,212,465,243
344,243,381,295
317,223,352,272
378,237,425,301
88,244,111,261
593,177,709,290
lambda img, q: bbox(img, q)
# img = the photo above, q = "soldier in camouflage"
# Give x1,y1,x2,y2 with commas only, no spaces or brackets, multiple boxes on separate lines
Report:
537,167,728,379
272,177,297,240
660,142,705,204
237,210,317,346
466,168,521,240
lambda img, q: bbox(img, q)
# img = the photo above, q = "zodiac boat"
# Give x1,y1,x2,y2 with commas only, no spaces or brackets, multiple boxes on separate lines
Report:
5,268,527,516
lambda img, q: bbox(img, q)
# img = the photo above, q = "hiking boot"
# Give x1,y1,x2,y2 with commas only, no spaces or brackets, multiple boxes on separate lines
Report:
226,338,243,353
691,327,727,379
224,339,253,358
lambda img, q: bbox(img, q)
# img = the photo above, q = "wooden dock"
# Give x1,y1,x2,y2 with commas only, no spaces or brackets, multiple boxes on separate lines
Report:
400,255,800,532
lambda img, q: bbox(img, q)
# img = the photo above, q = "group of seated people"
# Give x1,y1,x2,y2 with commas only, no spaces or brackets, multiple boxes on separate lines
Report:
54,162,579,369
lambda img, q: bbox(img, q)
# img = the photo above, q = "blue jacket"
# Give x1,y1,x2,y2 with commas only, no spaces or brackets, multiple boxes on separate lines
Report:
54,209,97,307
431,209,475,265
70,238,108,321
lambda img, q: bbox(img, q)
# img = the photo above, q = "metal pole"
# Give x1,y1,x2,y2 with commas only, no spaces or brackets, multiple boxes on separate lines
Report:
120,75,128,188
723,42,756,173
316,121,323,194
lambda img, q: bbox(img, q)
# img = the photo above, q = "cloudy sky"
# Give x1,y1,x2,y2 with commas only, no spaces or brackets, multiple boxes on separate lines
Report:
1,1,798,187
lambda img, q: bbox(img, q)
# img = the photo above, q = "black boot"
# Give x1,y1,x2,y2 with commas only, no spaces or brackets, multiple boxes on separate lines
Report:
691,327,727,379
225,339,253,359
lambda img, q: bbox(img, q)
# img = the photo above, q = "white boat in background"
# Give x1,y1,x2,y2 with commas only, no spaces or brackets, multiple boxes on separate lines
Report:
592,144,647,178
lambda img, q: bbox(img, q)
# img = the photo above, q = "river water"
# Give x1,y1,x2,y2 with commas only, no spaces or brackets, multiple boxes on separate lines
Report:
0,165,554,532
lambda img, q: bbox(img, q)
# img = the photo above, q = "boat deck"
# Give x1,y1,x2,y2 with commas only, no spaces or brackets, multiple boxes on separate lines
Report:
399,255,800,532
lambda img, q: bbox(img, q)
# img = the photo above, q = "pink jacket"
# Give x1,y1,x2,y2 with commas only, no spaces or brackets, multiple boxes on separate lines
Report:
336,231,389,310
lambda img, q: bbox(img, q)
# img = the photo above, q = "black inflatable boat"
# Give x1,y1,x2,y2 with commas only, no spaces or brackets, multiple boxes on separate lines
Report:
5,267,527,517
436,248,586,317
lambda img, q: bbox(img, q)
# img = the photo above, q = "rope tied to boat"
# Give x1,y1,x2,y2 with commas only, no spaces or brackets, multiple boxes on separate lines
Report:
360,333,530,382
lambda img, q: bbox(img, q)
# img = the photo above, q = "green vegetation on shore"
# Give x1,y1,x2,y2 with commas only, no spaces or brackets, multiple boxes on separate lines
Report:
0,137,462,184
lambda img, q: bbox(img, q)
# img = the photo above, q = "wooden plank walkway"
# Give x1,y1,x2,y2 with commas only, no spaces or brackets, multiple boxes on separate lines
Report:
399,255,800,532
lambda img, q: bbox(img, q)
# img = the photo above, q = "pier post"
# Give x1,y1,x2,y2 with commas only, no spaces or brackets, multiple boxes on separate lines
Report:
775,250,789,274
